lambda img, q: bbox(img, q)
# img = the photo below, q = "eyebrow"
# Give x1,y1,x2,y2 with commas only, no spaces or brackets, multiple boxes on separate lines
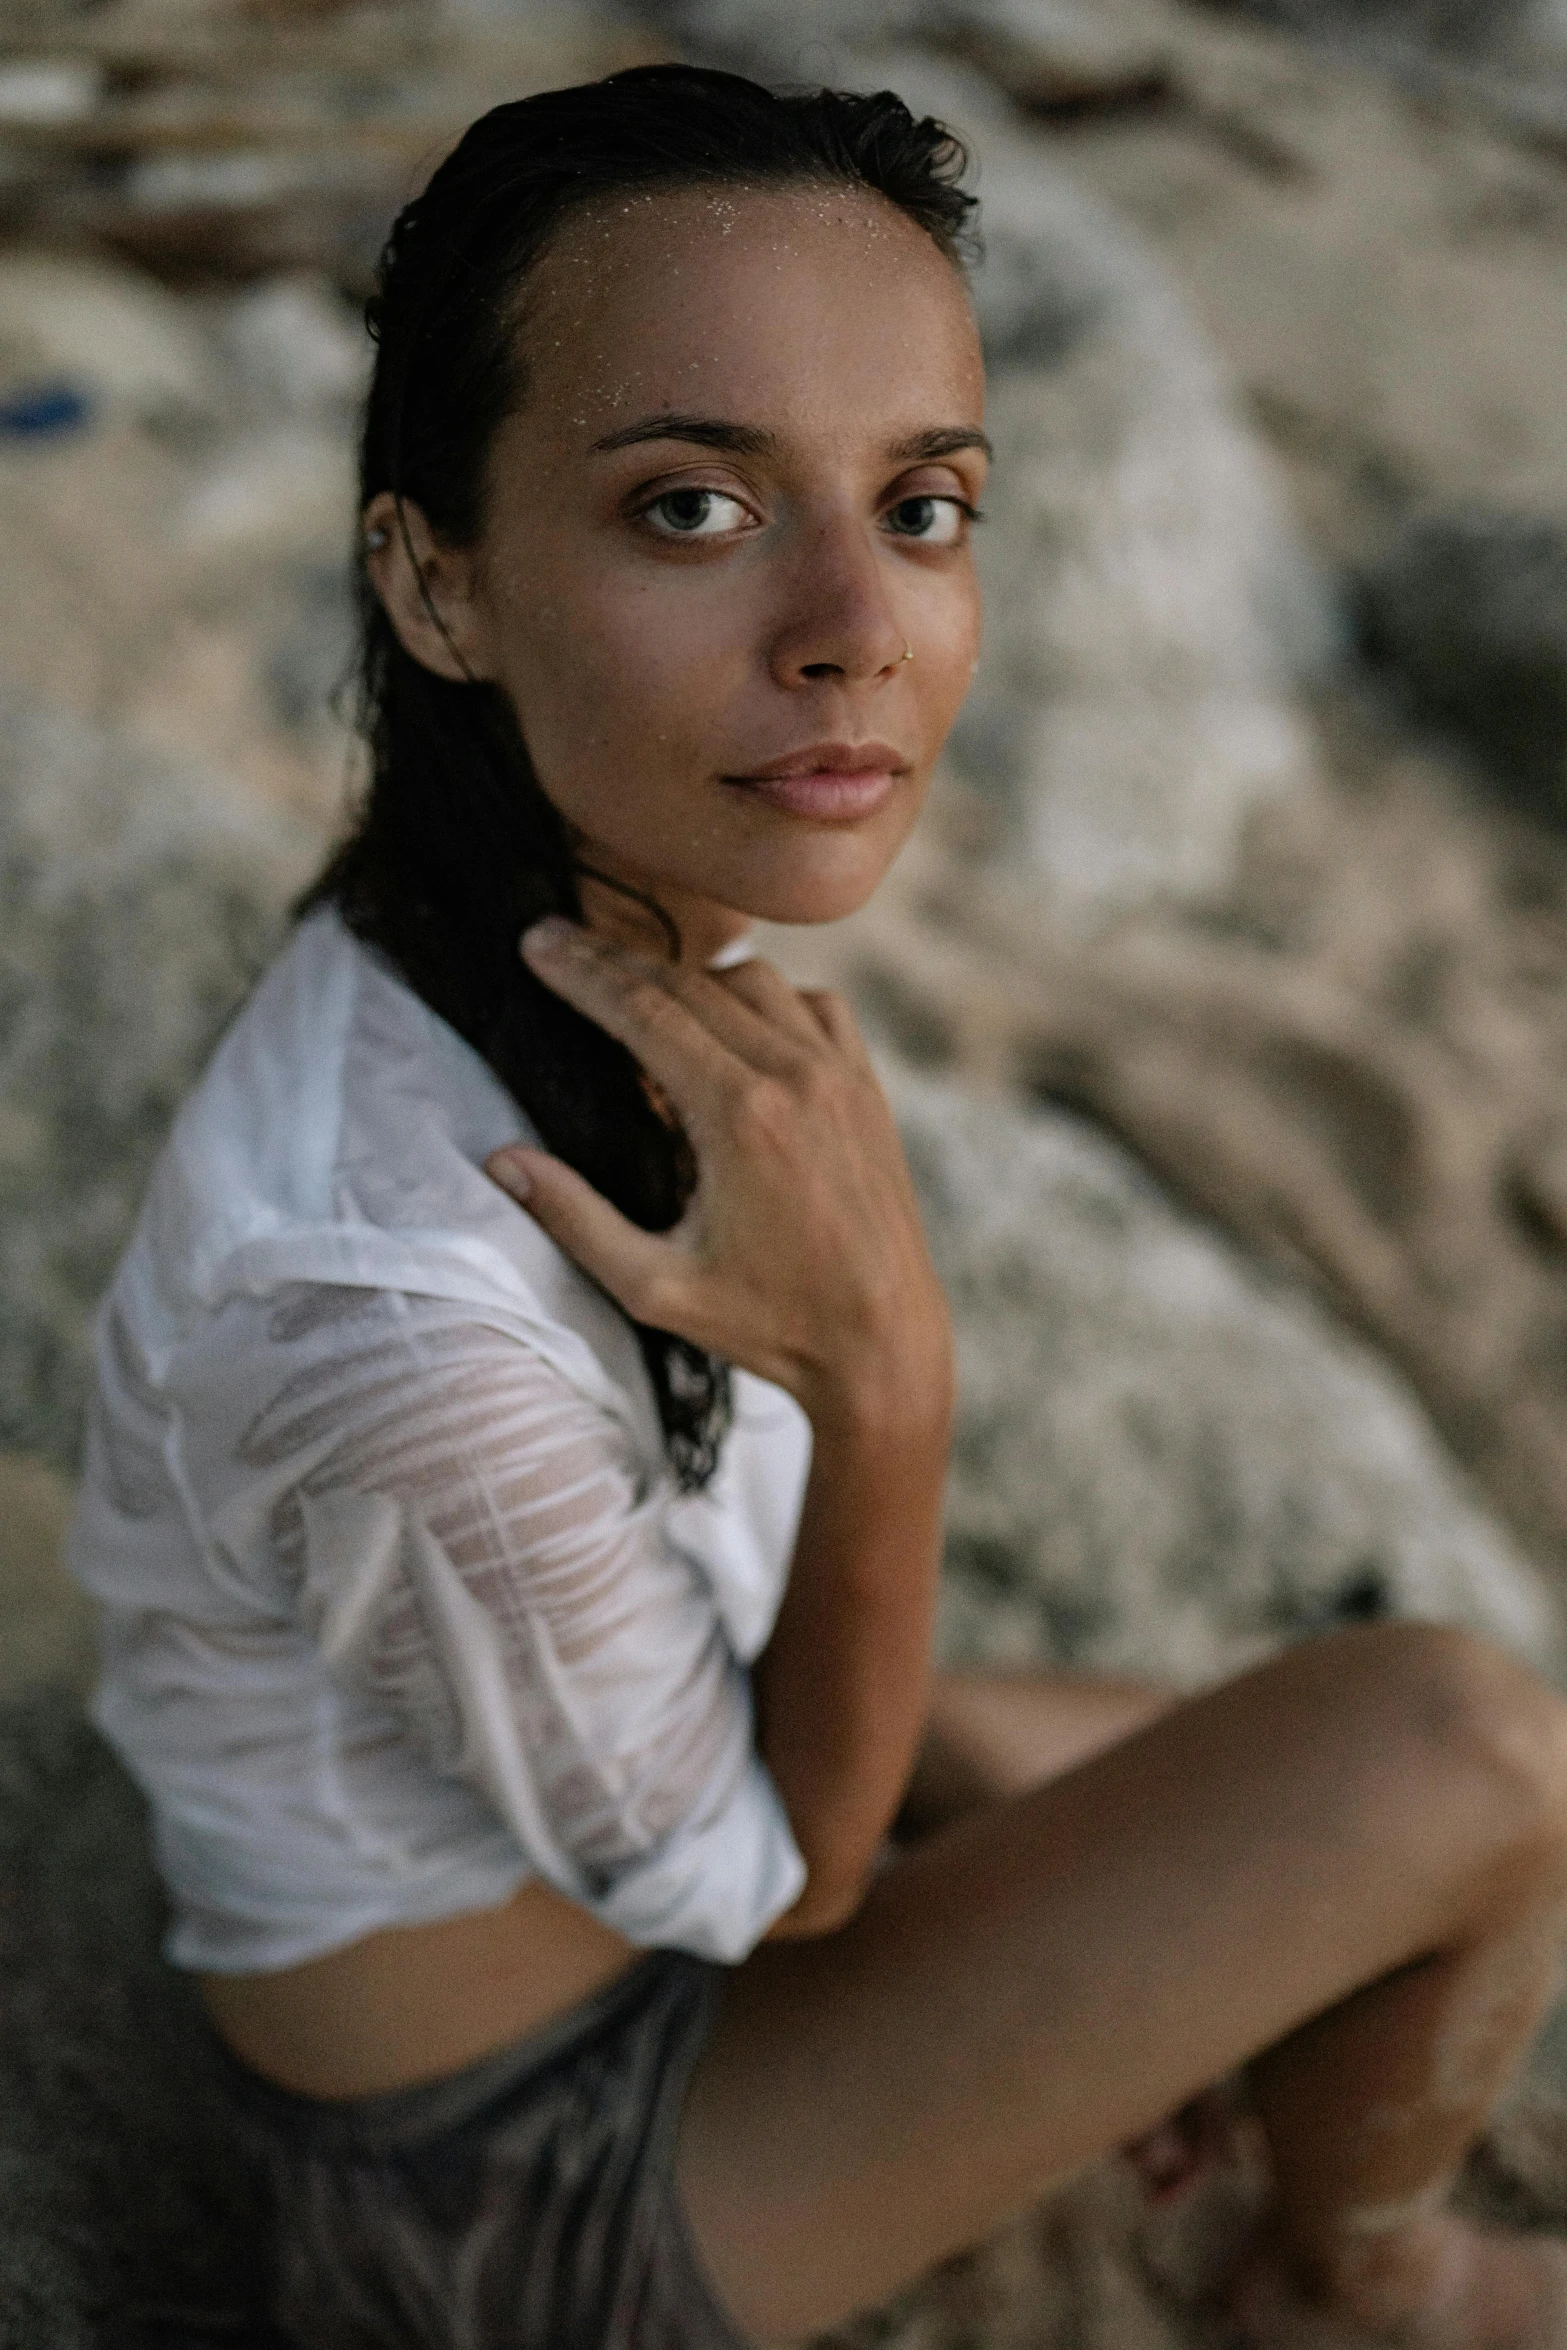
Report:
588,413,992,462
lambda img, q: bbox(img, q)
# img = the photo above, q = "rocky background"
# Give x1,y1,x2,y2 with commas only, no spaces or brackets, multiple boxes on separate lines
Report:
3,0,1567,2343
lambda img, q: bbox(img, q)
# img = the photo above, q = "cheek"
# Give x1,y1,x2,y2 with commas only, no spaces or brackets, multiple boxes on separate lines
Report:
493,561,737,787
916,578,983,730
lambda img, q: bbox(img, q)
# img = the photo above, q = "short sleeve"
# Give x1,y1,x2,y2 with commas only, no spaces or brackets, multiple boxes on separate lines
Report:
238,1284,806,1961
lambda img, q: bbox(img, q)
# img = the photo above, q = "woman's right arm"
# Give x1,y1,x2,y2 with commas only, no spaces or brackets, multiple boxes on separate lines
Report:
485,917,955,1939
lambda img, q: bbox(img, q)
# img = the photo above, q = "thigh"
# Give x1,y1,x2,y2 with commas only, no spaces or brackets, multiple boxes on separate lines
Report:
676,1621,1550,2344
899,1665,1172,1831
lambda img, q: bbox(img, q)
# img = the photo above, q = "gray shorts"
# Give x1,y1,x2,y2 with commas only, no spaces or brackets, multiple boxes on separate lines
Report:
217,1950,753,2350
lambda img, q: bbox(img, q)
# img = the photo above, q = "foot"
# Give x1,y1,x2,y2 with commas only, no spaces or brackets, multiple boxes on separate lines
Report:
1124,2088,1242,2206
1228,2215,1567,2348
1134,2099,1273,2313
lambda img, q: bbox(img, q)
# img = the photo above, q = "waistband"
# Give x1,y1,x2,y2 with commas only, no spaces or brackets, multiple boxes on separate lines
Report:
209,1949,709,2156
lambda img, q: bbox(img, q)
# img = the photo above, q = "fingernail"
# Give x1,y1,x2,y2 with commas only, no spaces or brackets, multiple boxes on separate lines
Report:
520,916,577,957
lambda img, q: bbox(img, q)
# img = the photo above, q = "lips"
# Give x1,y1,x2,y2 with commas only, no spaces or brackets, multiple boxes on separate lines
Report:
722,740,907,821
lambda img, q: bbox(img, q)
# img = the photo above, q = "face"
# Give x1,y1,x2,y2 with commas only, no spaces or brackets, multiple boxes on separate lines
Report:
367,180,987,965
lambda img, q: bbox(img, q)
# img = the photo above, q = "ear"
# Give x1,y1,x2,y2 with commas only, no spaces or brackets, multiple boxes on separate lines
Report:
362,491,490,685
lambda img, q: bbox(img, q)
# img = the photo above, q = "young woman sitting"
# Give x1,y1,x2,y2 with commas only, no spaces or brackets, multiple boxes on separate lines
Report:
68,63,1567,2350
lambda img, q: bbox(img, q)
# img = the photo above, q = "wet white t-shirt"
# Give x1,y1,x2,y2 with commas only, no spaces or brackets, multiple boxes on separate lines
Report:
66,908,811,1974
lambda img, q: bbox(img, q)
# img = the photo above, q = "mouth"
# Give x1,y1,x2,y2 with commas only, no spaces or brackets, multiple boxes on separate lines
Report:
721,740,909,822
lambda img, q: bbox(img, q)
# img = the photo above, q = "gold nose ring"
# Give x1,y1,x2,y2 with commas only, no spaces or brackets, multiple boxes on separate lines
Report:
899,642,915,663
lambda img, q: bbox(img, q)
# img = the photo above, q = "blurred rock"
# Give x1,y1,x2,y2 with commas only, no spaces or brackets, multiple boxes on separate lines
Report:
971,4,1567,569
955,111,1332,923
218,270,369,421
1360,507,1567,827
638,0,919,69
1200,0,1562,59
0,8,663,290
0,1452,91,1700
0,689,315,1470
262,555,360,740
179,423,355,562
0,1688,270,2348
0,58,103,127
896,1072,1562,1686
0,250,365,824
0,251,365,441
0,250,220,425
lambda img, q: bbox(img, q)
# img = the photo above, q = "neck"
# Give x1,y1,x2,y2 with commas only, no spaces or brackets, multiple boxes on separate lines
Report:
574,857,749,970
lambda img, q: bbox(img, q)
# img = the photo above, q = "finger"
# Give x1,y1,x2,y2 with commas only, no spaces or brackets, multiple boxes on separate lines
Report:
485,1146,690,1331
523,921,803,1096
663,954,814,1071
566,930,815,1071
799,986,872,1059
521,922,748,1114
714,954,834,1047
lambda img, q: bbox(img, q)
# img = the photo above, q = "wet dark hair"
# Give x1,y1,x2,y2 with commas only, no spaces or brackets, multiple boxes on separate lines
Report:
308,63,977,1488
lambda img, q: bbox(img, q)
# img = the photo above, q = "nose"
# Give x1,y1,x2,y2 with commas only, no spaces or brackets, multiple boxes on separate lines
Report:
766,510,908,689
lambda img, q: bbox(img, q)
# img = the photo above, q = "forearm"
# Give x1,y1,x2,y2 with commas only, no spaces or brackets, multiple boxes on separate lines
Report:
756,1388,951,1936
485,926,964,1933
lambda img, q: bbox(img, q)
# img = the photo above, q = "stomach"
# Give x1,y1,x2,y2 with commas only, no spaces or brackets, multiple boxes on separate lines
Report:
200,1875,640,2100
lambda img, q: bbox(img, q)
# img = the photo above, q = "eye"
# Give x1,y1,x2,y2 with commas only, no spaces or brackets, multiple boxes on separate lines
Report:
883,494,974,546
642,486,751,538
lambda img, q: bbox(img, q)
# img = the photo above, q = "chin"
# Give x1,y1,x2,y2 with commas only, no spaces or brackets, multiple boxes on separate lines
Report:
729,854,897,929
721,820,913,928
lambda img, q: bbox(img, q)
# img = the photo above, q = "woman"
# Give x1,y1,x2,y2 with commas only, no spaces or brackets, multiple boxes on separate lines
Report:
67,63,1567,2350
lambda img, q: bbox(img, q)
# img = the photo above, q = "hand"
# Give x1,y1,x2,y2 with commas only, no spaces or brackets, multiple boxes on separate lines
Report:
484,917,952,1432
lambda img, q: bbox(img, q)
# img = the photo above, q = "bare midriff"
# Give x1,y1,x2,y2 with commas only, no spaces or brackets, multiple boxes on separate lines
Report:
199,1877,640,2101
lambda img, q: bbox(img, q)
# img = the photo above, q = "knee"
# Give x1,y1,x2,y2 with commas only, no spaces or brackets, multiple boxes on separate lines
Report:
1374,1621,1567,1853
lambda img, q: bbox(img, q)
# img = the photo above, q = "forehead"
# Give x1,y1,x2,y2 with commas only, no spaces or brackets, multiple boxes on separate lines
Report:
513,181,983,446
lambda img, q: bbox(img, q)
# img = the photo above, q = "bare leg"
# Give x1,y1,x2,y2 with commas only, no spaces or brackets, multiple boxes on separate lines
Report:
676,1624,1567,2346
903,1666,1233,2205
903,1667,1238,2203
897,1666,1171,1833
1242,1926,1567,2341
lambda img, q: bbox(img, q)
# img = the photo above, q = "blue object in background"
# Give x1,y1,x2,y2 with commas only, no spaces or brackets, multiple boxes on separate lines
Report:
0,379,93,440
